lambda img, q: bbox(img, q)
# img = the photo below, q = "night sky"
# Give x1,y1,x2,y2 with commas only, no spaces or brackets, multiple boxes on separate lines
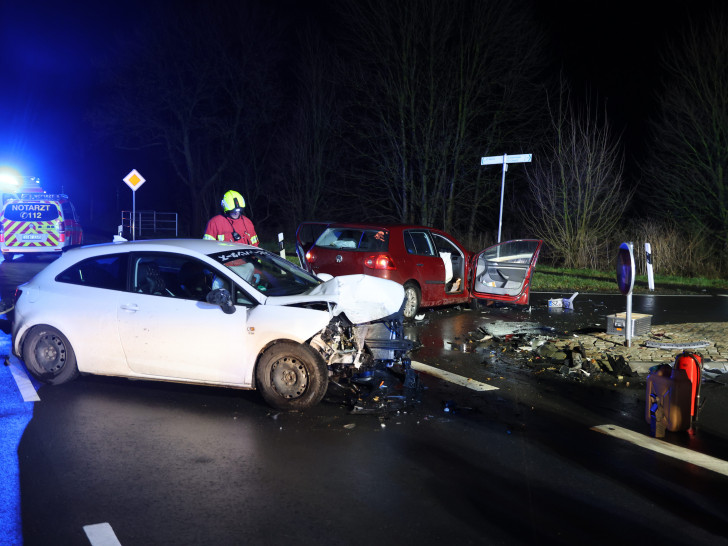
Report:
0,0,724,232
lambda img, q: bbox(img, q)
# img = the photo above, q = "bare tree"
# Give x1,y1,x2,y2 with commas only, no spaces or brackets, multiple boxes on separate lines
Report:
91,2,283,236
335,0,545,233
272,22,343,236
642,13,728,251
524,84,631,268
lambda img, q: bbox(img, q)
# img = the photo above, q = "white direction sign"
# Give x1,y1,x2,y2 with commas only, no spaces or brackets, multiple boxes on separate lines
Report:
123,169,146,192
480,153,533,243
481,153,532,165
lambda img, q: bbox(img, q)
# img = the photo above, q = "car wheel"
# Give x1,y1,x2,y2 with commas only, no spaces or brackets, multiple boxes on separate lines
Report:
22,325,79,385
403,282,421,320
255,341,328,410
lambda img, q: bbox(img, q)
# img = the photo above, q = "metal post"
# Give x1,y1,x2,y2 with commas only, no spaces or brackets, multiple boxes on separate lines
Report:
497,154,508,243
132,192,136,241
624,241,635,347
625,291,632,348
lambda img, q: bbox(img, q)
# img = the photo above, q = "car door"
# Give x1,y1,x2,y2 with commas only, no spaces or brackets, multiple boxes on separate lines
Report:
295,222,331,274
401,229,446,304
470,239,542,304
116,252,251,385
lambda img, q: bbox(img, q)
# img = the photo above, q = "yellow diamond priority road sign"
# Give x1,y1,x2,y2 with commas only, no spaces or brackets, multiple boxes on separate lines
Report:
123,169,146,192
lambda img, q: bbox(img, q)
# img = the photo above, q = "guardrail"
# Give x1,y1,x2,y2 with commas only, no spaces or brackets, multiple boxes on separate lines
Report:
121,210,178,239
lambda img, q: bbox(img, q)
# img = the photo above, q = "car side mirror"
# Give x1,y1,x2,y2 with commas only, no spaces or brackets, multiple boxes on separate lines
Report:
206,288,236,314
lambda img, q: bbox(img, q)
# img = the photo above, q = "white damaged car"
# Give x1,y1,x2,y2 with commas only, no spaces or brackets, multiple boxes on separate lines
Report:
11,239,411,410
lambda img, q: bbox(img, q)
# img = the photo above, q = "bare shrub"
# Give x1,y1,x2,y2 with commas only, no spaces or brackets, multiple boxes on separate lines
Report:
523,81,632,269
617,220,719,278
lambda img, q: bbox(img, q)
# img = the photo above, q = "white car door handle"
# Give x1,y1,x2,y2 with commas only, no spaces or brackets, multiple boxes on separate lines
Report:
120,304,140,312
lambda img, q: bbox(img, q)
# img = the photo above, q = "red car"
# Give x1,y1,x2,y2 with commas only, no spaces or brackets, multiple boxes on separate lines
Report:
296,222,542,319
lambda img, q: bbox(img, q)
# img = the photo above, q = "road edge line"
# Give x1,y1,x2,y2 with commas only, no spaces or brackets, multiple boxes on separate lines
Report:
7,355,40,402
592,424,728,478
411,360,499,392
83,522,122,546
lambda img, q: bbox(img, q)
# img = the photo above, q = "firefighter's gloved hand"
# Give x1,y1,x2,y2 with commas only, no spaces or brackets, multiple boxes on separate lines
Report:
206,288,236,314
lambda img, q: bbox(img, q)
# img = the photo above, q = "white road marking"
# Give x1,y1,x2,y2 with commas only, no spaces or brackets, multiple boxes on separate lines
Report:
84,523,122,546
7,356,40,402
411,360,499,391
592,424,728,477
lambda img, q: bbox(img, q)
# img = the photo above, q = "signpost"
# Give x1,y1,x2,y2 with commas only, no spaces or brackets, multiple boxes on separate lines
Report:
645,242,655,291
123,169,146,240
278,232,286,259
481,153,532,242
616,242,635,347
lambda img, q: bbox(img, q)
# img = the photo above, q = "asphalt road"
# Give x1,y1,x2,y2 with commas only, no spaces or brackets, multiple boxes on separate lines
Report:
2,254,728,545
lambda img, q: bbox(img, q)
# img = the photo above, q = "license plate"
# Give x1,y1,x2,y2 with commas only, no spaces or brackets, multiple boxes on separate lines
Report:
22,234,44,241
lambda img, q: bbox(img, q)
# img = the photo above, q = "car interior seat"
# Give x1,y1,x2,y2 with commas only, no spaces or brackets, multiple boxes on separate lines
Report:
137,262,166,295
179,261,210,300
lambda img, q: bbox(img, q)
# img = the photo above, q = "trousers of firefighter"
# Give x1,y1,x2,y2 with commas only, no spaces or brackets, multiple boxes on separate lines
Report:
645,351,703,438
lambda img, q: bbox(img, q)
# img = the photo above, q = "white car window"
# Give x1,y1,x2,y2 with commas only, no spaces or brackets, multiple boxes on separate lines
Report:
56,254,128,291
131,254,222,301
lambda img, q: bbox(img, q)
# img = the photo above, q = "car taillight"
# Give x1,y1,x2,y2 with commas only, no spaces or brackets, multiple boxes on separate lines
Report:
364,254,396,270
12,288,22,305
58,221,66,242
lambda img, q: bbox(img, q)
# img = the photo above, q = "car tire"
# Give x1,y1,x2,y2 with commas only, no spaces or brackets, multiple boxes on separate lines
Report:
255,341,328,410
403,282,421,320
22,325,79,385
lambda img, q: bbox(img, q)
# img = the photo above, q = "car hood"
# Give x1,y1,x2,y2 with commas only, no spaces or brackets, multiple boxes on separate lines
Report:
266,274,405,324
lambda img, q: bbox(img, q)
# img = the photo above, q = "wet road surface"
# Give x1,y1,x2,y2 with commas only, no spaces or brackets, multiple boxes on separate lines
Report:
2,256,728,545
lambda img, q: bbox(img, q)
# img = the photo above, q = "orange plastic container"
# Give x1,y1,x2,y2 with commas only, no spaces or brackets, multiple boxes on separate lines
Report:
645,367,692,433
674,351,702,416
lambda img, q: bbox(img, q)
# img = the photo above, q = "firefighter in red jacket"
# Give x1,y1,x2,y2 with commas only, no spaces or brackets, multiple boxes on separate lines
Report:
204,190,259,245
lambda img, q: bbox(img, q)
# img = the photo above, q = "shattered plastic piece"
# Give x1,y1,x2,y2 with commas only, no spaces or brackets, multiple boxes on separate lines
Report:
344,423,356,430
415,314,426,321
479,321,550,338
563,292,579,310
548,292,578,309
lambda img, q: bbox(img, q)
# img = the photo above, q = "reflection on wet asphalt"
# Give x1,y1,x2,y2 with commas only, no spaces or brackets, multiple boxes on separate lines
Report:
406,292,728,352
403,291,728,387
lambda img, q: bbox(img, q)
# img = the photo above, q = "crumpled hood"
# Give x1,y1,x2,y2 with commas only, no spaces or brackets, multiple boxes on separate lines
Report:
267,274,405,324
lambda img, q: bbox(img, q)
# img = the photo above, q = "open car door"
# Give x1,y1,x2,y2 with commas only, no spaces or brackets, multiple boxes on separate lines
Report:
470,239,542,305
295,222,331,274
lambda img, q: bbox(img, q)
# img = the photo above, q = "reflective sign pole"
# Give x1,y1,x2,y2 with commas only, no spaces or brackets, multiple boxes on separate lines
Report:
481,153,532,243
645,242,655,291
616,242,635,347
278,232,286,259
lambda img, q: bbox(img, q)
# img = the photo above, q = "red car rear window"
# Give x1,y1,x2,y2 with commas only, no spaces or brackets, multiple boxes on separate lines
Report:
316,228,389,252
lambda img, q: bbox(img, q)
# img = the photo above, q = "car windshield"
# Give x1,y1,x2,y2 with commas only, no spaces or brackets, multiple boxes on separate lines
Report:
209,248,322,296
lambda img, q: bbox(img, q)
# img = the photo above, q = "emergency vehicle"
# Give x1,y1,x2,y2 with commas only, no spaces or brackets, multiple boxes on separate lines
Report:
0,192,83,258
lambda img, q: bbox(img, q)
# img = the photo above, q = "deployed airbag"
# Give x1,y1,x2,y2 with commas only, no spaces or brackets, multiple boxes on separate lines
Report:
309,274,405,324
